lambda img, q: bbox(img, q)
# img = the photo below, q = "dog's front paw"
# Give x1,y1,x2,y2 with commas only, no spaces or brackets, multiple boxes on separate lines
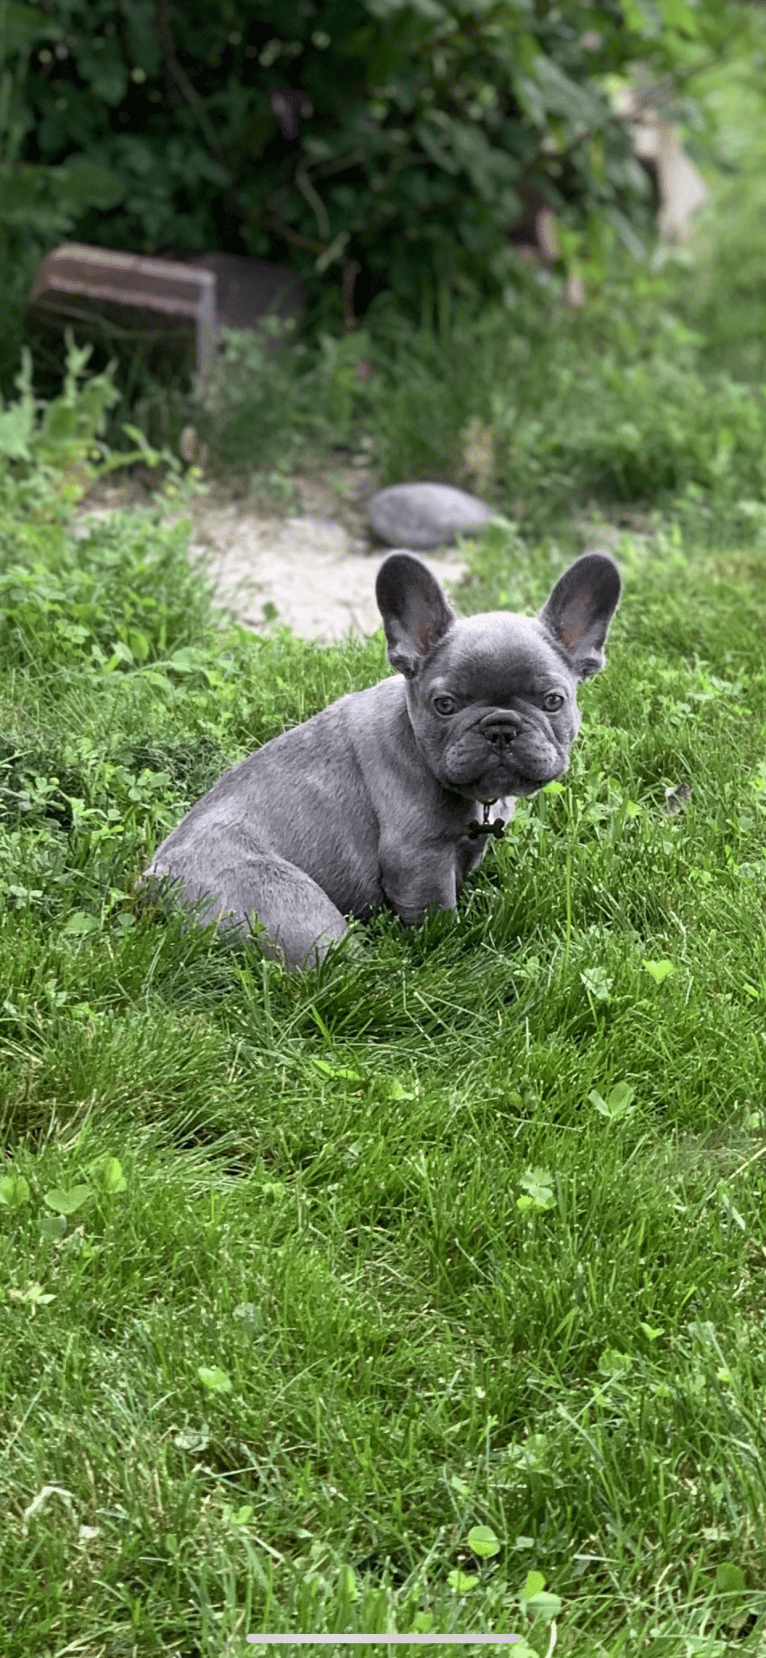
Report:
391,894,457,927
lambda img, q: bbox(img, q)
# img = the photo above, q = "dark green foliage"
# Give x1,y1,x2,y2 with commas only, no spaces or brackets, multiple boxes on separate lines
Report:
0,0,745,326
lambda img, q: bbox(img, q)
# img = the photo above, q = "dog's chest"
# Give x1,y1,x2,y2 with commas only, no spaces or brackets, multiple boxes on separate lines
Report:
457,794,516,880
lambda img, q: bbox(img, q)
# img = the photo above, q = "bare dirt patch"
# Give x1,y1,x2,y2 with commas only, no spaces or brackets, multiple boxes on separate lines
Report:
81,463,470,642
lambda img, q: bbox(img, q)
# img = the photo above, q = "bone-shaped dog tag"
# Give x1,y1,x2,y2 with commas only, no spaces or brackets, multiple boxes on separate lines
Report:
467,805,506,841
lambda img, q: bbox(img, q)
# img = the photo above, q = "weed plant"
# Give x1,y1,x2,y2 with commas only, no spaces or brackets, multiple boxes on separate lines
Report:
3,470,766,1652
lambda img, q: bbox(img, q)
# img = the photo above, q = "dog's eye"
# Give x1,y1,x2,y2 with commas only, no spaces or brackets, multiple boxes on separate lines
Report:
543,692,565,712
433,695,456,716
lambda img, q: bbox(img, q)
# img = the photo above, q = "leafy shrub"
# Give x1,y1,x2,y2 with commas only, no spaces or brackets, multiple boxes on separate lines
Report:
670,28,766,385
149,248,766,547
0,331,174,519
0,0,746,321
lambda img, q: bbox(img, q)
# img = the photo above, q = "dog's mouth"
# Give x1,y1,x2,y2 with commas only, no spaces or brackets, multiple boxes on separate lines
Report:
467,768,562,803
500,771,556,797
442,737,568,799
508,774,546,794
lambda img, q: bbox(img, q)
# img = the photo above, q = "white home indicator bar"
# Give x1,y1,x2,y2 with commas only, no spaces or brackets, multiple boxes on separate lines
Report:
246,1637,520,1646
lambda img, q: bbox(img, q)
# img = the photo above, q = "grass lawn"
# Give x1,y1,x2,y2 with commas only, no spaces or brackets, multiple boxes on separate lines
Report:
2,488,766,1656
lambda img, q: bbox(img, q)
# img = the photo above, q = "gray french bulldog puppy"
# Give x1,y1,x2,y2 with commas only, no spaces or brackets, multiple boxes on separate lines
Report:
146,550,620,966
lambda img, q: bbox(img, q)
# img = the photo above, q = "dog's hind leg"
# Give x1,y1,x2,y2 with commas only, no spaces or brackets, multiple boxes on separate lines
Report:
241,854,349,967
148,851,349,969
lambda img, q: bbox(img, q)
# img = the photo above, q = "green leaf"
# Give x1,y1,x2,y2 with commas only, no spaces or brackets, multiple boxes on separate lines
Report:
526,1590,563,1621
89,1156,127,1195
417,115,462,176
166,648,207,674
260,1180,286,1200
0,166,102,235
56,160,126,212
447,1569,478,1592
4,4,62,51
62,910,100,936
531,54,606,129
516,1435,550,1471
73,44,128,107
40,1214,67,1240
43,1184,90,1216
607,1081,635,1113
715,1562,746,1594
7,1280,55,1310
621,0,648,30
0,1173,30,1209
520,1570,546,1601
467,1525,500,1559
311,1058,362,1081
197,1365,232,1393
642,958,675,985
0,401,34,460
580,965,612,1001
386,1078,414,1100
123,3,162,75
589,1081,635,1120
173,1424,210,1452
598,1348,633,1377
337,1564,358,1602
517,1168,556,1211
657,0,699,34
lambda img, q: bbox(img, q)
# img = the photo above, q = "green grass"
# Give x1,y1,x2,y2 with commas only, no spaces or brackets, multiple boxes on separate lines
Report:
3,496,766,1655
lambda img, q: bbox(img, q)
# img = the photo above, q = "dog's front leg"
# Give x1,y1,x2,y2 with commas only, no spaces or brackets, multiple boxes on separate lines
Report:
379,843,458,926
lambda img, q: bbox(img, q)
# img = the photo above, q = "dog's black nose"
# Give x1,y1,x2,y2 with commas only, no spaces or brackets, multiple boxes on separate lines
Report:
481,714,520,750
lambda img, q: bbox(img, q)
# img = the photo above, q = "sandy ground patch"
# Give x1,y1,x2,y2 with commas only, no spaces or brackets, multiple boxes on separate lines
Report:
82,466,470,642
187,502,468,640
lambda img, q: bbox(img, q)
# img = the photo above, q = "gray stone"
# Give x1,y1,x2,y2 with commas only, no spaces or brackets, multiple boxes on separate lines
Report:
368,482,494,549
182,252,305,333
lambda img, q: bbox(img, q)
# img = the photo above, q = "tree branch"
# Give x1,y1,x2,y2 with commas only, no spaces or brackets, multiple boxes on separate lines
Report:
154,0,225,163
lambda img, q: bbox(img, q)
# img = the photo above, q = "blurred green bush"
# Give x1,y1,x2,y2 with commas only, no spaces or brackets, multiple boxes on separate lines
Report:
0,0,744,324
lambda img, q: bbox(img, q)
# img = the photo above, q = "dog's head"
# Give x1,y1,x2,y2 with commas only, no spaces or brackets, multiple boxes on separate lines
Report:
376,550,621,802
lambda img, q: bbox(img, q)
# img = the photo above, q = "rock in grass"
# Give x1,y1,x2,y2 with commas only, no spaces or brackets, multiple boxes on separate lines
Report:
368,482,493,548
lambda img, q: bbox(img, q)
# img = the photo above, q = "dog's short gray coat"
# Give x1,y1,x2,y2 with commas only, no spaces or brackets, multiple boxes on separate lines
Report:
146,550,621,966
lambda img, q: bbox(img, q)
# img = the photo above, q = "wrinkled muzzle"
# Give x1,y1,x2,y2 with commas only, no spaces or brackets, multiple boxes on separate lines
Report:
443,712,568,793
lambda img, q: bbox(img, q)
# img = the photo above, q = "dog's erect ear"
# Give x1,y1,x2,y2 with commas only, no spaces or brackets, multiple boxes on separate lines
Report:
376,553,456,679
538,552,621,681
